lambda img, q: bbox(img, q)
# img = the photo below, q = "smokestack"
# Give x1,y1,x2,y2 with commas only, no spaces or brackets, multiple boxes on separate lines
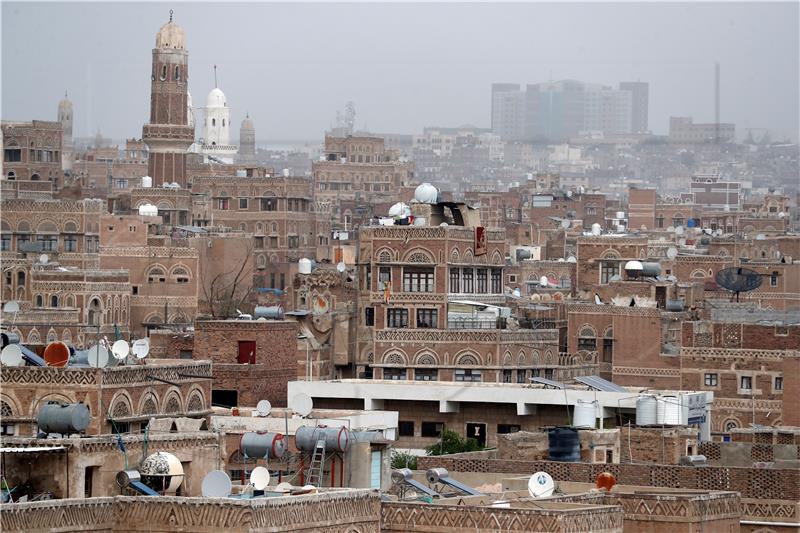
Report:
714,62,720,143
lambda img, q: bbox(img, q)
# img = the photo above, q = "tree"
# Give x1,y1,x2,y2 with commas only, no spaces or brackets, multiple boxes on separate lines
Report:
199,238,255,318
425,428,482,456
390,450,418,470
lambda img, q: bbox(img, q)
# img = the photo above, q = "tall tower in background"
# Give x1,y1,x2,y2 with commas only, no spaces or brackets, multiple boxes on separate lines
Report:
57,91,73,172
619,81,649,134
238,113,256,163
142,11,194,186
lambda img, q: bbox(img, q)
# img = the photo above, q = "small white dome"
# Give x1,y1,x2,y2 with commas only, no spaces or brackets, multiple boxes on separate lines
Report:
624,260,644,270
206,87,227,108
414,183,438,204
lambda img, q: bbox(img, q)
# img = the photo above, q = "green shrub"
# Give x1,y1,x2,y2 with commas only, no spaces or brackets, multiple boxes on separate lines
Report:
425,428,483,456
390,450,418,470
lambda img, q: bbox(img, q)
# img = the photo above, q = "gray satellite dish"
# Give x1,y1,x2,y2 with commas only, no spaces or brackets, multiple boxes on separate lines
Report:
275,481,292,492
1,344,23,367
201,470,232,498
666,247,678,259
675,226,684,236
560,219,570,229
2,301,19,314
87,345,109,368
111,340,129,361
290,393,313,417
132,339,150,359
336,261,346,273
39,254,49,265
249,466,270,491
256,399,272,417
716,267,763,301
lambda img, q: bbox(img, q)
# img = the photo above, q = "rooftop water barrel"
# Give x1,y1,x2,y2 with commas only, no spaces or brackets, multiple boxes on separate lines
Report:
295,425,352,453
636,395,658,426
657,395,682,425
666,299,685,312
641,262,662,277
254,305,284,320
548,427,580,462
37,402,90,434
298,258,312,275
240,431,287,459
1,331,20,348
572,400,597,429
141,176,152,188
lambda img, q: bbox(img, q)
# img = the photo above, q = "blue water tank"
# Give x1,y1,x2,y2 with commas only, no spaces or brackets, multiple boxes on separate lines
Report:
548,427,580,462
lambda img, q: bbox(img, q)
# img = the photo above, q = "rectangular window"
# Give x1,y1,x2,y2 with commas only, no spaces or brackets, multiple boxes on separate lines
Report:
379,266,392,288
403,267,434,293
449,268,460,293
269,236,278,248
462,268,474,293
502,369,512,383
387,308,409,328
3,148,21,162
132,286,139,295
602,339,613,362
64,235,77,252
237,340,256,364
578,338,597,352
455,369,482,382
414,368,438,381
0,234,10,251
287,235,299,249
365,307,375,326
280,273,285,288
115,178,128,189
260,198,277,211
740,375,752,391
217,198,230,210
365,265,372,290
270,272,276,289
497,424,521,434
476,268,488,293
771,272,778,287
421,422,443,438
239,198,248,209
179,350,193,359
704,373,718,387
254,236,264,249
774,376,783,391
516,369,527,383
531,369,541,377
600,261,618,284
37,235,57,251
384,367,407,380
398,421,415,437
491,269,502,293
416,308,438,329
544,368,554,379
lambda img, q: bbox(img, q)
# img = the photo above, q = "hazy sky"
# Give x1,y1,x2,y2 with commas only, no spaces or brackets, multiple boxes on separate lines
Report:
2,2,798,142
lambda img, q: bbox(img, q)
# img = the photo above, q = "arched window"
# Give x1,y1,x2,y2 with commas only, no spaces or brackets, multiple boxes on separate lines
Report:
147,266,166,283
212,118,216,126
88,298,101,326
174,65,180,80
578,325,597,352
50,295,58,307
30,173,40,181
160,65,167,80
7,171,15,180
35,294,43,307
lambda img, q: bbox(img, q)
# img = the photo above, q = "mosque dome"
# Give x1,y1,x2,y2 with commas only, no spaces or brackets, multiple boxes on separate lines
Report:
155,17,186,50
241,114,255,130
206,87,227,108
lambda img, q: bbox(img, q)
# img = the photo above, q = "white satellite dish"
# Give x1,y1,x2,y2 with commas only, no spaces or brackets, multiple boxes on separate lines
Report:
336,261,346,273
250,466,270,491
678,238,686,246
256,399,272,417
714,229,723,236
528,471,555,498
539,276,548,287
560,219,570,229
675,226,684,235
2,301,19,314
512,288,521,298
666,247,678,259
87,344,109,368
275,482,293,492
290,393,313,417
111,340,130,360
566,256,577,263
201,470,232,498
1,344,23,367
132,338,150,359
39,254,49,265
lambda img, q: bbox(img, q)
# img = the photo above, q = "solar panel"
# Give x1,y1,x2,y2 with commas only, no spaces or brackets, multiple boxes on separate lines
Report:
574,375,627,393
529,376,566,389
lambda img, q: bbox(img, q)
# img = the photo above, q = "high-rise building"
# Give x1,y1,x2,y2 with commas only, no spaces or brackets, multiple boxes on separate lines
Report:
491,83,525,140
141,13,194,186
619,81,649,133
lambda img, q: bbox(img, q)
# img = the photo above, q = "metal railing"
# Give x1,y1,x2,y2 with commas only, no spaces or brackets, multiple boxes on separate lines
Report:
447,318,506,330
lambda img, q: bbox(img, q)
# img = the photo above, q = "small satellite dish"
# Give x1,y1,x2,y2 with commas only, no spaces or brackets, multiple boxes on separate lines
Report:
560,219,570,229
756,234,766,240
275,482,293,492
250,466,270,491
39,254,49,265
2,301,19,314
111,339,130,360
44,341,70,367
88,344,109,368
336,261,346,273
256,399,272,417
290,393,313,417
678,238,686,246
666,247,678,259
132,338,150,359
512,288,521,298
528,472,555,498
1,344,23,367
566,256,577,263
201,470,232,498
596,471,617,491
539,276,548,287
714,229,723,237
675,226,684,236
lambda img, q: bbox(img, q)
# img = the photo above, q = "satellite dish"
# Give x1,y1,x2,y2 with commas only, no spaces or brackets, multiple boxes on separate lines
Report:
590,223,602,236
39,254,49,265
566,256,577,263
539,276,548,287
715,267,763,299
2,301,19,314
111,340,130,360
88,344,109,368
250,466,270,491
201,470,232,498
290,393,313,417
43,341,70,367
714,229,723,236
666,247,678,259
755,234,766,240
561,219,570,229
336,261,346,273
596,471,617,491
275,482,293,492
132,339,150,359
678,238,686,246
256,399,272,417
675,226,684,235
512,288,521,298
1,344,23,367
528,472,555,498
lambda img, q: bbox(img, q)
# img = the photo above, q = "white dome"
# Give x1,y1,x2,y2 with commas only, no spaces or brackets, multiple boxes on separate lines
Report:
624,260,644,271
206,87,227,108
414,183,438,204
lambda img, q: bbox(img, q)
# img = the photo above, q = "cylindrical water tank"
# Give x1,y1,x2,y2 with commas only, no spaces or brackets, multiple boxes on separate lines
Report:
414,183,438,204
295,426,352,453
548,427,580,462
240,431,287,459
657,395,682,425
37,402,91,434
425,468,449,484
616,211,625,220
298,258,312,275
254,305,284,320
572,400,597,429
1,332,20,348
666,299,685,312
641,262,661,277
392,468,413,484
636,395,658,426
141,176,152,188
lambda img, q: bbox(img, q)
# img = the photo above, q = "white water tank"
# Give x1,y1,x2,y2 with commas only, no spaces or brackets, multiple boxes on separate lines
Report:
616,211,625,220
141,176,152,188
138,204,158,217
388,202,410,218
657,395,682,425
573,400,597,429
283,168,290,177
591,223,602,236
636,395,658,426
298,258,312,275
414,182,438,204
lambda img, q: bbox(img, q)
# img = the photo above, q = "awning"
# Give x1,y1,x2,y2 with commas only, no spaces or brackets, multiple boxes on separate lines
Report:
0,446,68,454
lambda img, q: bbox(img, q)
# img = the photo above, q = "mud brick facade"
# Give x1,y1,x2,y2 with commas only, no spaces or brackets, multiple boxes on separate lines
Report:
193,319,298,408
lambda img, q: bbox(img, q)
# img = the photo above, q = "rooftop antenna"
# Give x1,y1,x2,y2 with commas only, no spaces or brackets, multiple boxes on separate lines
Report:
169,9,173,22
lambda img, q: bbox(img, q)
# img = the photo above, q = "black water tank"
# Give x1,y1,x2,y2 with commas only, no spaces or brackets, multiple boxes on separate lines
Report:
548,427,580,462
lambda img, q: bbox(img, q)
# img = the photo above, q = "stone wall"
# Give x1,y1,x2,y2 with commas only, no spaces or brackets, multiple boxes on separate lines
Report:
618,426,698,465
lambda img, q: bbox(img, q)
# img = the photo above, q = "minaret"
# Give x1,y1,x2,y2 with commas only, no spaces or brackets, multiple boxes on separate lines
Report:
203,66,231,147
57,91,73,172
239,112,256,163
142,11,194,186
